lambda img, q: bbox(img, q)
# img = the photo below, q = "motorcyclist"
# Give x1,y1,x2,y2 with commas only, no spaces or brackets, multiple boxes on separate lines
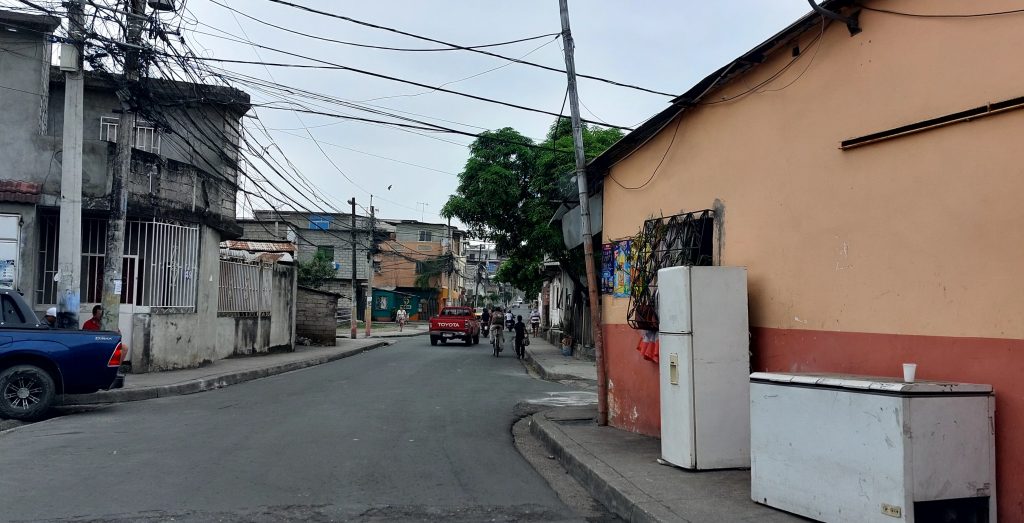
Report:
504,309,514,331
481,307,491,338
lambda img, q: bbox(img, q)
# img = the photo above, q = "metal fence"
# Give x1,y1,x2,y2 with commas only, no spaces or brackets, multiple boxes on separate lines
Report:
218,260,271,313
37,215,200,309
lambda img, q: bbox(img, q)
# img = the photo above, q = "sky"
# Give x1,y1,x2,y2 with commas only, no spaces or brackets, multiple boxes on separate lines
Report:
30,0,814,225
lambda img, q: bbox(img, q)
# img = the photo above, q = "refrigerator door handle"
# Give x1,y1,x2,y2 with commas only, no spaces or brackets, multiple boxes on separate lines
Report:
669,353,679,385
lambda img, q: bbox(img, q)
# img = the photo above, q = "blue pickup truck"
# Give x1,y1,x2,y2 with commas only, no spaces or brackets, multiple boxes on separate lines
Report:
0,291,124,420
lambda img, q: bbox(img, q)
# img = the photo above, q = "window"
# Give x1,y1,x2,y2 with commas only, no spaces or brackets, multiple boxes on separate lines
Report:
99,116,161,154
418,231,432,242
37,215,200,309
415,262,426,274
309,215,331,230
0,295,26,324
316,245,335,260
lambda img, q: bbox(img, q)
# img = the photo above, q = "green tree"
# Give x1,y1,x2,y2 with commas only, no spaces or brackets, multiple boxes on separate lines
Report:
297,250,335,289
442,118,622,303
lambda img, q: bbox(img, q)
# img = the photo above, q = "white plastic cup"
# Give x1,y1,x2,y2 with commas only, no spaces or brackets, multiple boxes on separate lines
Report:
902,363,917,383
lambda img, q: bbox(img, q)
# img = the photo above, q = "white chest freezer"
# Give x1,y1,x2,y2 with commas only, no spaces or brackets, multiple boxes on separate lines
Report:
750,372,995,523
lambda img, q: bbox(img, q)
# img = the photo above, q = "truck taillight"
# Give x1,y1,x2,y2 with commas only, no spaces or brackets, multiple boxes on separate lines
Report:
108,342,123,367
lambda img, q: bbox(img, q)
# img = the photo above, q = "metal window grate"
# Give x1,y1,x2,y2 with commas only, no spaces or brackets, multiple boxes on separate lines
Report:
627,209,715,331
218,260,271,313
99,116,161,154
37,215,199,309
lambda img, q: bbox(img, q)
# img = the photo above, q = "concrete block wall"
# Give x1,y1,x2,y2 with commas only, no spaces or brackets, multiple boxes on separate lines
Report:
296,286,338,345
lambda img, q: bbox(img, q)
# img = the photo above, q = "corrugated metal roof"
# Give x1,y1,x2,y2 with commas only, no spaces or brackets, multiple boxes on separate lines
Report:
221,240,296,253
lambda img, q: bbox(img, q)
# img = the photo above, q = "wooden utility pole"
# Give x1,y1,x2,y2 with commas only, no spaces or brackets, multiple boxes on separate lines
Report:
56,0,85,329
348,198,357,339
558,0,608,426
101,0,146,331
364,202,374,338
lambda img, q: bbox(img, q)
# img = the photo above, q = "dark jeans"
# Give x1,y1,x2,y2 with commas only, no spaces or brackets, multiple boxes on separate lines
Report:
514,337,526,359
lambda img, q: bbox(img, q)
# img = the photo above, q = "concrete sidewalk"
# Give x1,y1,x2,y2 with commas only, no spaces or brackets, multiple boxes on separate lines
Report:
337,322,429,339
522,339,800,523
64,338,390,406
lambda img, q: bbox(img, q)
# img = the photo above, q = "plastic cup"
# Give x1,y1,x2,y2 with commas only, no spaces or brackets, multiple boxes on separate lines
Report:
902,363,917,383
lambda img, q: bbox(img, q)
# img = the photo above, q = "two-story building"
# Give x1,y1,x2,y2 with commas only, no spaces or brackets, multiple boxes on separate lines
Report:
0,9,254,371
240,210,394,319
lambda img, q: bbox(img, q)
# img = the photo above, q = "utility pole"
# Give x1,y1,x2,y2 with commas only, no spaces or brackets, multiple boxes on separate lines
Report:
364,202,374,338
475,243,483,307
445,217,453,306
55,0,85,329
101,0,146,331
348,198,357,339
559,0,608,426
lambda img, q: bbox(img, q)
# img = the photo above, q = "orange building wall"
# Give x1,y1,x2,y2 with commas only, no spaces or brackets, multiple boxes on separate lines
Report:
599,2,1024,518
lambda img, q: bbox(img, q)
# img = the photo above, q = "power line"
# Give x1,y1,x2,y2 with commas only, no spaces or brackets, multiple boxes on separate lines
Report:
857,3,1024,18
260,0,676,97
164,34,631,129
207,0,560,52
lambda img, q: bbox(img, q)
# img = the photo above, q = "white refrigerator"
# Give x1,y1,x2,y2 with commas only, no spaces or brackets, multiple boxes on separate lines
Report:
657,266,750,470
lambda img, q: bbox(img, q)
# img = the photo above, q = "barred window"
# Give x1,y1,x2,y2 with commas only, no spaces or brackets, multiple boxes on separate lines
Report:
99,116,161,154
37,215,199,309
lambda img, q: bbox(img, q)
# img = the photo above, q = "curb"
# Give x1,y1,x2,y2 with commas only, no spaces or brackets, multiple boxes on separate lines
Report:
529,411,684,523
63,341,391,406
522,345,597,385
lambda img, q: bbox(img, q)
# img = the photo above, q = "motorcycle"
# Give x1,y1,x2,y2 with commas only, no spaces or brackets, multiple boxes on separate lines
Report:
481,322,490,338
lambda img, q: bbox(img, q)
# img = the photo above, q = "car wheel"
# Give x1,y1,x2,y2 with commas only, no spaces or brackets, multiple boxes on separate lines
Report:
464,337,472,346
0,365,56,421
473,334,480,345
430,336,438,346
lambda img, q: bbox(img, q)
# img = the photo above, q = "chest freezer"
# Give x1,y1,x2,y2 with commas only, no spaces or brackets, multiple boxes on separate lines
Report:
750,372,995,523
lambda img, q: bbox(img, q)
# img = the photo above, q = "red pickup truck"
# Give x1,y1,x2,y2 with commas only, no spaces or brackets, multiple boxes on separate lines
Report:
428,307,481,346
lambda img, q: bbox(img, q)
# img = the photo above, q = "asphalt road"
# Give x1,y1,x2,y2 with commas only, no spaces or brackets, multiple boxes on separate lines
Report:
0,336,593,522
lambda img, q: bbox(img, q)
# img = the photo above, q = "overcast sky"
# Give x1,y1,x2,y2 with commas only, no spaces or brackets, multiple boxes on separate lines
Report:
168,1,810,224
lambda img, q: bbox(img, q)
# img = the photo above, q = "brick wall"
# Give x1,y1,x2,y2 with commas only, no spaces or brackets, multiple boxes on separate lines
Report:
296,286,338,345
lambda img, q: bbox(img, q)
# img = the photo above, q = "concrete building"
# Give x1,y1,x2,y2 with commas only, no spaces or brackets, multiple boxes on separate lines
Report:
0,10,259,371
374,219,465,316
240,211,394,318
589,0,1024,516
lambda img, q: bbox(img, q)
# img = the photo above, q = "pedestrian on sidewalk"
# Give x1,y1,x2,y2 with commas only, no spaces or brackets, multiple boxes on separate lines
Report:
529,308,540,337
513,315,527,360
82,305,102,331
396,308,408,332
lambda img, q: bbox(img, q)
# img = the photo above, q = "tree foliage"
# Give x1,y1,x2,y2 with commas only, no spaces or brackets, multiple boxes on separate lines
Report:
297,250,335,289
442,118,623,300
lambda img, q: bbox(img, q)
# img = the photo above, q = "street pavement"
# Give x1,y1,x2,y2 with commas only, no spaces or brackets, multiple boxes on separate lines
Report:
0,337,599,522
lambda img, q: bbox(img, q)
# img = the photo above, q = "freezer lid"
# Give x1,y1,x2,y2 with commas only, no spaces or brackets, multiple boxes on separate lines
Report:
749,372,992,394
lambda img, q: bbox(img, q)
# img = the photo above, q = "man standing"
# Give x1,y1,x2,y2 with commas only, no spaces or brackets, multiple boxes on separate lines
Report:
396,308,408,332
82,305,103,331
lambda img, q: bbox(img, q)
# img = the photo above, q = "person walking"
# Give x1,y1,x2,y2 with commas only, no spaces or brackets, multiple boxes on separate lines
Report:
529,308,541,337
43,307,57,328
513,315,527,360
396,308,408,332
